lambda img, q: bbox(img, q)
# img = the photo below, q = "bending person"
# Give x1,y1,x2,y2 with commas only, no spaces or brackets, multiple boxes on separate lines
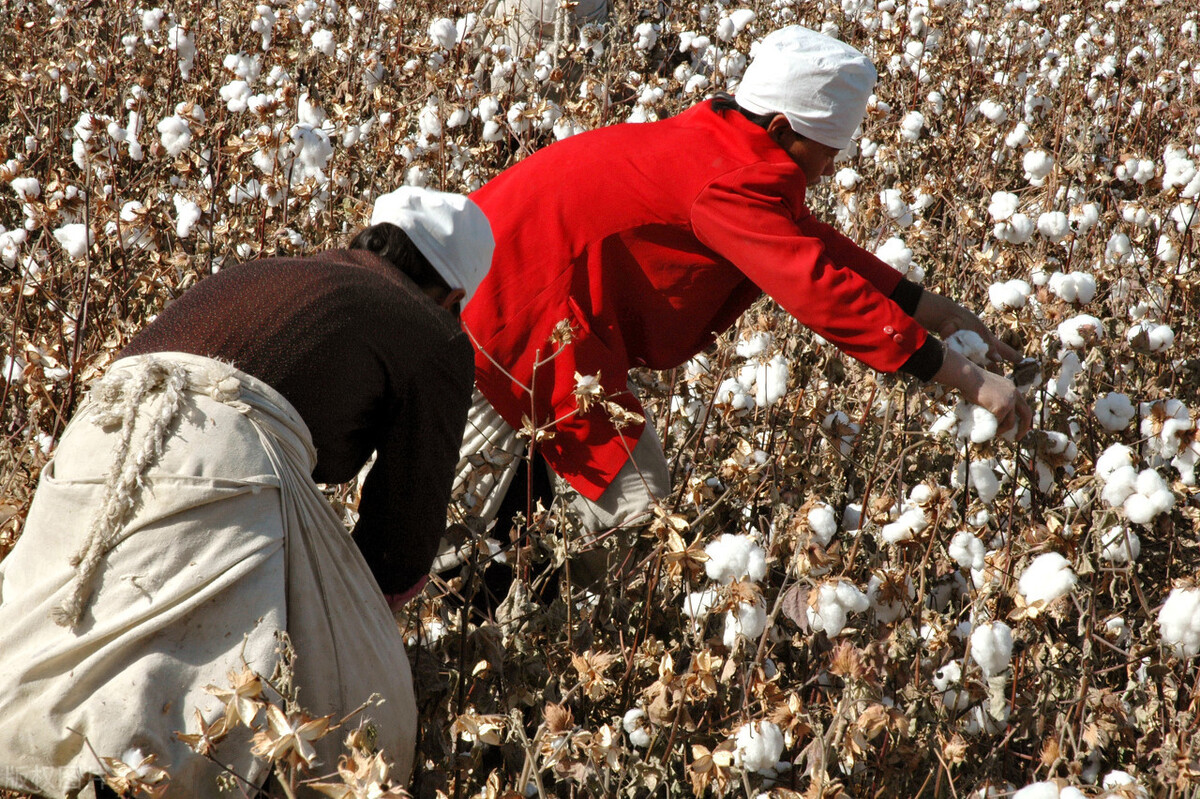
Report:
0,188,491,797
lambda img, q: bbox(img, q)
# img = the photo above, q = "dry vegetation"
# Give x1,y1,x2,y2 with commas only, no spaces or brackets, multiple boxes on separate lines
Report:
2,0,1200,796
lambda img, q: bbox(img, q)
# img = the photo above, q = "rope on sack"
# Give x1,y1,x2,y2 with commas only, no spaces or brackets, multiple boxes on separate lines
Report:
52,359,190,629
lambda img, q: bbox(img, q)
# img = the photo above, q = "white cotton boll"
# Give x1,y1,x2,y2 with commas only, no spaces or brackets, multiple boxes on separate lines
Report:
1023,150,1054,185
418,101,442,138
1156,234,1180,264
994,212,1034,245
11,177,40,201
736,331,773,359
842,503,862,534
723,601,767,647
880,189,913,227
172,194,202,238
835,167,860,189
428,17,457,49
988,191,1020,222
1158,587,1200,657
970,621,1013,678
875,236,912,272
168,25,195,79
945,330,989,365
734,721,784,775
867,574,912,624
1013,783,1062,799
1005,121,1031,148
1047,271,1096,304
1102,465,1139,508
1101,772,1147,798
1094,392,1135,432
1174,441,1200,486
1106,232,1132,263
1018,552,1077,605
53,223,92,259
684,74,711,94
623,709,650,747
1056,314,1103,348
0,229,28,266
970,460,1001,504
754,354,789,407
806,581,869,636
988,278,1031,311
506,103,530,135
978,98,1007,123
1096,443,1134,481
949,531,986,571
633,22,658,51
220,80,252,113
683,587,719,624
1148,324,1175,351
1036,211,1071,243
900,111,925,141
310,29,335,57
157,115,191,157
967,405,999,444
881,507,929,544
807,503,838,547
932,660,962,692
1099,526,1140,563
704,533,767,584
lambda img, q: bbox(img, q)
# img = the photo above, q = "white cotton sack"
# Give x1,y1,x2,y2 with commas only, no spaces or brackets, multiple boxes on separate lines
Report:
1158,587,1200,657
1018,552,1077,605
704,534,767,584
970,621,1013,678
733,721,785,774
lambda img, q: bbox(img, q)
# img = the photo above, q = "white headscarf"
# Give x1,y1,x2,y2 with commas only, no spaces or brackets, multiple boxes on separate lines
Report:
370,187,494,304
734,26,876,151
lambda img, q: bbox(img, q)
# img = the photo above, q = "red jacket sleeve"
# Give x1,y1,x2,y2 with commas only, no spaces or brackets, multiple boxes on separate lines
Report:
689,160,926,374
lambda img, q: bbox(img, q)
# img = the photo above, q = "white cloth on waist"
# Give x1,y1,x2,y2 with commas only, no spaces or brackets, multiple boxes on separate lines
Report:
0,352,416,797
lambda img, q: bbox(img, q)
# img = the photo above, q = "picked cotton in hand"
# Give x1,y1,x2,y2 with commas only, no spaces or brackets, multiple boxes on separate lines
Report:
945,330,989,365
704,534,766,584
1018,552,1077,605
970,621,1013,678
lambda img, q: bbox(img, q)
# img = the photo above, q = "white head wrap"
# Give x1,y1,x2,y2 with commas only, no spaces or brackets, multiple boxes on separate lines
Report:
370,187,494,304
734,26,877,151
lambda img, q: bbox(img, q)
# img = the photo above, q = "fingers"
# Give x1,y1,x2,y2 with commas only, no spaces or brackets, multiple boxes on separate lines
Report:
1014,394,1033,440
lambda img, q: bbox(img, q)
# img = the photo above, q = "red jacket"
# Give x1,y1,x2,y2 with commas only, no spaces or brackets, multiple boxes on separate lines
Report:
465,100,928,501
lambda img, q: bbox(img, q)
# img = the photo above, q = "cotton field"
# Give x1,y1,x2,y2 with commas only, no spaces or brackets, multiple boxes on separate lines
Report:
1,0,1199,797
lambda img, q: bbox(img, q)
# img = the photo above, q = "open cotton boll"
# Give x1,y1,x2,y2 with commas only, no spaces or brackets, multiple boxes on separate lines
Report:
875,236,913,272
1158,587,1200,657
806,580,869,637
945,330,989,366
53,223,92,259
753,354,789,407
156,114,192,157
1036,211,1071,243
807,502,838,547
1047,271,1096,304
949,531,987,571
1174,441,1200,486
736,330,773,359
704,533,766,584
723,601,768,647
1101,772,1147,798
970,621,1013,678
1093,392,1135,432
1056,314,1104,348
964,405,999,444
683,587,719,624
428,17,457,49
1023,150,1054,185
1099,526,1140,564
978,98,1007,123
994,212,1034,244
734,721,784,775
867,572,913,624
988,191,1020,222
1101,464,1139,508
622,709,651,747
969,460,1001,504
310,28,335,57
899,111,925,142
1123,469,1175,524
881,506,929,544
1018,552,1077,605
10,177,40,201
1096,443,1135,481
1127,321,1175,352
988,278,1031,311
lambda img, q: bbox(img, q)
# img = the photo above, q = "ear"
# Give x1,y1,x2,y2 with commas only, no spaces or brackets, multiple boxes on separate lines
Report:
765,114,794,144
439,288,466,311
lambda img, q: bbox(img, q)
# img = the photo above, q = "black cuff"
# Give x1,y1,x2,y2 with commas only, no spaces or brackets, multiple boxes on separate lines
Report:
889,278,924,316
898,335,944,382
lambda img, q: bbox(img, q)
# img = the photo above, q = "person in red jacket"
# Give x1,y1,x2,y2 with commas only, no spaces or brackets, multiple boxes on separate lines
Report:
452,25,1031,548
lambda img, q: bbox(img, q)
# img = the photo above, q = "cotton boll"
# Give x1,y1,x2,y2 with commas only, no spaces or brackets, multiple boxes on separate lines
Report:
1096,443,1134,481
970,621,1013,678
704,533,767,584
987,191,1020,222
53,223,92,259
807,502,838,547
1047,271,1096,304
875,236,913,272
1101,465,1139,508
429,17,457,49
1036,211,1071,243
1005,121,1031,148
683,587,719,626
880,188,913,227
311,28,335,56
966,405,999,443
734,721,785,774
736,331,773,359
10,177,40,201
623,709,651,747
1012,783,1062,799
1056,314,1104,348
987,278,1031,311
900,110,925,141
978,98,1007,123
867,572,913,624
1157,587,1200,657
723,601,768,647
1018,552,1077,605
842,503,863,534
1023,150,1054,185
970,460,1001,504
994,212,1035,244
1101,772,1147,798
949,531,987,571
1093,392,1135,431
835,167,860,189
1099,526,1140,563
156,114,192,157
881,507,929,543
807,580,869,636
167,24,195,79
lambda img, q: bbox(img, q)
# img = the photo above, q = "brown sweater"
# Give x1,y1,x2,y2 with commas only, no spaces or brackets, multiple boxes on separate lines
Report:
122,249,473,594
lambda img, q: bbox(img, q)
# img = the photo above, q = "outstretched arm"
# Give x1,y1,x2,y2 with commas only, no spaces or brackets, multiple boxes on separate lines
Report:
912,290,1020,365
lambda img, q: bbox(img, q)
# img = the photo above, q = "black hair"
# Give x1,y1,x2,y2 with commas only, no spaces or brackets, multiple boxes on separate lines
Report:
349,222,451,294
710,93,777,130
